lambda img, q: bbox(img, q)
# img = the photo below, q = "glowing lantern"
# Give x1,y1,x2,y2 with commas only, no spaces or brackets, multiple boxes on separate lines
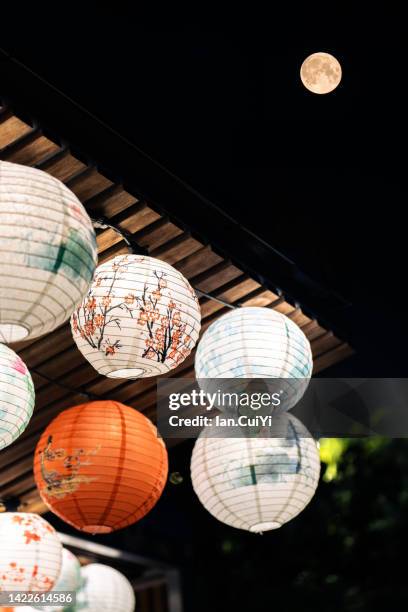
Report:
0,513,62,592
195,306,313,412
71,254,201,378
33,401,168,534
0,344,35,450
0,160,97,343
76,564,135,612
191,413,320,532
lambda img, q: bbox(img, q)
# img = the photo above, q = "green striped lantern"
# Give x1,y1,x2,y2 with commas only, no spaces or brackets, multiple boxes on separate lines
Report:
0,160,97,343
0,343,35,450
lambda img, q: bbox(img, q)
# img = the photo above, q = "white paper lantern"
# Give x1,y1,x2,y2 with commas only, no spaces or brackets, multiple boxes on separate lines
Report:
0,343,35,450
71,254,201,378
195,306,313,411
34,548,81,612
76,564,135,612
191,413,320,532
0,513,63,592
0,160,97,343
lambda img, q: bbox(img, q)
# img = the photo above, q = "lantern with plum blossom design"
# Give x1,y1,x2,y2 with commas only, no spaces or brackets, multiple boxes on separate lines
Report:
0,513,62,592
71,254,201,378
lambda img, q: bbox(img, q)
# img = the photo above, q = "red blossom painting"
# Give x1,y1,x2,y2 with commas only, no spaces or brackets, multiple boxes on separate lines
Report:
72,256,196,365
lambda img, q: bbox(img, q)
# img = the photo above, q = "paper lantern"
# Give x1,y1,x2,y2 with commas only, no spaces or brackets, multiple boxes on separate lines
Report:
34,548,81,612
191,413,320,532
195,306,313,412
0,344,35,450
71,254,201,378
76,564,135,612
0,513,62,592
34,400,168,534
0,160,97,343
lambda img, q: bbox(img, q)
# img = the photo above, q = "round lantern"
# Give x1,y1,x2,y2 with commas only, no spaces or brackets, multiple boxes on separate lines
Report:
33,400,168,534
35,548,81,612
71,254,201,378
0,344,35,450
195,306,313,412
0,160,97,343
76,564,135,612
0,513,63,592
191,413,320,532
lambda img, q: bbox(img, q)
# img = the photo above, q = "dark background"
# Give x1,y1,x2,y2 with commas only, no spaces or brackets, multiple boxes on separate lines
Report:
1,3,408,610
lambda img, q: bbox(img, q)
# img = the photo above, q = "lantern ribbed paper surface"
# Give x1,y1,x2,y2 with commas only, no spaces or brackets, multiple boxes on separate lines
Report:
0,160,97,343
33,401,168,534
35,548,81,612
191,413,320,532
76,564,135,612
195,306,313,411
0,344,35,450
71,254,201,378
0,513,62,592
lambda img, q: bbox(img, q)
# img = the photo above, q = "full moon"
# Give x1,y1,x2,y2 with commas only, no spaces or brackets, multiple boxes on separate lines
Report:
300,52,342,94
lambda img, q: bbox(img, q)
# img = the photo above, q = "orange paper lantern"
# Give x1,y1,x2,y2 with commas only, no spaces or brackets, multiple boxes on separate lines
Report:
33,401,168,534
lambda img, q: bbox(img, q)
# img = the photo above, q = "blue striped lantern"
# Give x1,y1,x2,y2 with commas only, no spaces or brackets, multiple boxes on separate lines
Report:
195,306,313,412
0,343,35,450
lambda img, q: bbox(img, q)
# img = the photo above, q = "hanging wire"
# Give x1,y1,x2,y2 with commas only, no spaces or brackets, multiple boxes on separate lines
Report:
92,215,149,256
30,367,101,400
194,288,236,310
92,217,239,311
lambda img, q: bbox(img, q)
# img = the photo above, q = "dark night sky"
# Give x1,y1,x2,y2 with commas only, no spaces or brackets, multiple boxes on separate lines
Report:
1,5,406,312
2,6,407,296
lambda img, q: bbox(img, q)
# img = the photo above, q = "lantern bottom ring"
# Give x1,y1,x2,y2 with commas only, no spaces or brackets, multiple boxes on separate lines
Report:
250,521,282,533
108,367,146,378
82,524,113,535
0,322,30,342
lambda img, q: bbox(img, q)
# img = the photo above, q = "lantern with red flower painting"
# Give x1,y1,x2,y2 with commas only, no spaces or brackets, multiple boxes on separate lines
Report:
70,255,201,379
0,513,62,592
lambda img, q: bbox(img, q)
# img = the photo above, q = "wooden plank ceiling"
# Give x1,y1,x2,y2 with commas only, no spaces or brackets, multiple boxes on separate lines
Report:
0,107,353,515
